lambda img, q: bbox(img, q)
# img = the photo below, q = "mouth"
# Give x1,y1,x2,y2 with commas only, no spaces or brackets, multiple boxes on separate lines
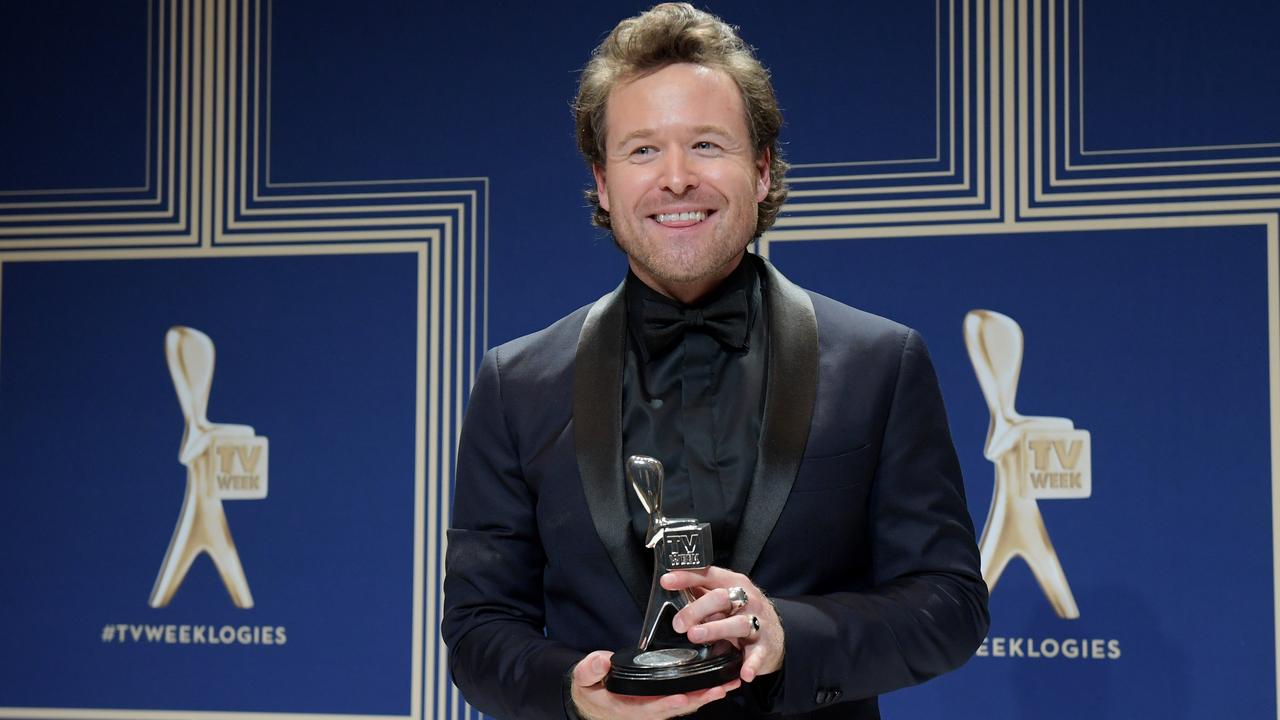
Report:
650,210,713,228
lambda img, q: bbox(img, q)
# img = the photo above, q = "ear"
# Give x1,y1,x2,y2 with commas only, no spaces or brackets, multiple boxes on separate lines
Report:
592,164,610,212
755,147,771,203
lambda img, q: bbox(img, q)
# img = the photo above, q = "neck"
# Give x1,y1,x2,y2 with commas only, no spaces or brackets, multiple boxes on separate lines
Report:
628,251,746,305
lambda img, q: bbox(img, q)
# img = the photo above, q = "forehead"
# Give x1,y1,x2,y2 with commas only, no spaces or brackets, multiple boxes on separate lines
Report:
603,63,749,142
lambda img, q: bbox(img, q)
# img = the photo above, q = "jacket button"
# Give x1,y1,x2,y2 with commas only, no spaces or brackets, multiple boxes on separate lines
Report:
814,687,843,705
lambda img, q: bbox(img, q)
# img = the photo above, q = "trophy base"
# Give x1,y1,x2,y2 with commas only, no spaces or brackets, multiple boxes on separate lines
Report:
606,642,742,696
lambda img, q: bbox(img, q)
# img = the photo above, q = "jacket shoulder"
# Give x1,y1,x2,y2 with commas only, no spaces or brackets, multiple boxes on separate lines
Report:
485,302,593,384
804,289,914,350
759,255,914,351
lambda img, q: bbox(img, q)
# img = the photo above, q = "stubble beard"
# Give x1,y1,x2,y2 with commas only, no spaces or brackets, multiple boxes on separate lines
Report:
613,205,756,289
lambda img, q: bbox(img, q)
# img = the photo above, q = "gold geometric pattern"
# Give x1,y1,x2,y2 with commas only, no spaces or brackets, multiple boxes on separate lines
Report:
778,0,1000,229
0,0,186,246
762,0,1280,240
0,1,483,718
1028,0,1280,214
762,0,1279,703
4,0,1278,717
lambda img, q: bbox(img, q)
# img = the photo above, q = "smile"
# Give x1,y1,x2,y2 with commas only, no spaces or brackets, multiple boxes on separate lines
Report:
652,210,709,227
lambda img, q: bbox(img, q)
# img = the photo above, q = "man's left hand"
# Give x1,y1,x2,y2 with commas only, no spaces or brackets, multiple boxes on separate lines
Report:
662,567,784,682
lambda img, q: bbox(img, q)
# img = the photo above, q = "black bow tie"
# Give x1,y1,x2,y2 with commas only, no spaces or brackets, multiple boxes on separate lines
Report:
639,288,750,358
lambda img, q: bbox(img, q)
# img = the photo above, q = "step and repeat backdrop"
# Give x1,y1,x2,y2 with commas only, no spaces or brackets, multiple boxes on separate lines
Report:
1,1,1276,719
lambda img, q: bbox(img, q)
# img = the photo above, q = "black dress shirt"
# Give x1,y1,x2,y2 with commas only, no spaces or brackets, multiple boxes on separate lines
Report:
621,254,769,566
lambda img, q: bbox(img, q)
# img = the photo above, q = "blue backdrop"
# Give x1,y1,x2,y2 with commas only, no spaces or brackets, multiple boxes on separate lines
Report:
1,1,1277,719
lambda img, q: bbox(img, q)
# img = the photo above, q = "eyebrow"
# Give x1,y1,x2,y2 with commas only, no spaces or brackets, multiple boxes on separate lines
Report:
613,129,656,151
612,125,736,151
690,125,734,137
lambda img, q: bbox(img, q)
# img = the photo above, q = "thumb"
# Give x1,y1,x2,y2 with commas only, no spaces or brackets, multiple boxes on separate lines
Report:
572,650,614,687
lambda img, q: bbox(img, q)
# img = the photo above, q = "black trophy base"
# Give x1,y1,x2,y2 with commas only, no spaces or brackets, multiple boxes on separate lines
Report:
606,642,742,696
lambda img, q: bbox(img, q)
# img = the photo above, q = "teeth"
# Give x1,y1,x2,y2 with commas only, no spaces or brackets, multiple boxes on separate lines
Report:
655,211,706,224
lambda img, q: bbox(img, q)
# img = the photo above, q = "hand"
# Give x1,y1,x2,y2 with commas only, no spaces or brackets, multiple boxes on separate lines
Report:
570,650,741,720
663,567,785,683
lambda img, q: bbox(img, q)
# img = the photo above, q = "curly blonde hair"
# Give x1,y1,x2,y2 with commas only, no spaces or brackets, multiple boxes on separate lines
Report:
574,3,788,238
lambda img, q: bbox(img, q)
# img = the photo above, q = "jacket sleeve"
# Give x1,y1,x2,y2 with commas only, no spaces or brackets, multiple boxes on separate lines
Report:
767,328,990,714
442,349,585,720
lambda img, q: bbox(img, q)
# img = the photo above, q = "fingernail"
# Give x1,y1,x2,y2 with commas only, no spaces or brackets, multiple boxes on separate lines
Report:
672,617,685,633
688,627,704,641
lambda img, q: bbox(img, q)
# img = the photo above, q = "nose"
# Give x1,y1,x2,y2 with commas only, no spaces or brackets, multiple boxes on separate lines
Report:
658,148,698,195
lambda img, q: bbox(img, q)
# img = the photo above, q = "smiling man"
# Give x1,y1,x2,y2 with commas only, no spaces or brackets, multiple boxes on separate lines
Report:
443,4,989,719
592,61,768,304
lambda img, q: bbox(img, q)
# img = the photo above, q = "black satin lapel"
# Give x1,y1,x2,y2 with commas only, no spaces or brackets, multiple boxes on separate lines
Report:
729,258,818,575
574,282,649,609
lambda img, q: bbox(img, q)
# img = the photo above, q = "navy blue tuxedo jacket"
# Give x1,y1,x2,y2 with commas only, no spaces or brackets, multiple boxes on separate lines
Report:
443,259,988,719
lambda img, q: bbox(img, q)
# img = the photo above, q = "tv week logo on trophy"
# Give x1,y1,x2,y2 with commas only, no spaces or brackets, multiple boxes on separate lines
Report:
662,528,709,569
150,326,268,609
964,310,1091,620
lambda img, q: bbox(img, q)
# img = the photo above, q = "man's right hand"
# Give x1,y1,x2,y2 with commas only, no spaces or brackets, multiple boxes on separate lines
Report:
570,650,741,720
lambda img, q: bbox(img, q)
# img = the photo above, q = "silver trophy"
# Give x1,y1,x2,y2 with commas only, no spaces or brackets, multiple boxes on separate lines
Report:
606,456,742,695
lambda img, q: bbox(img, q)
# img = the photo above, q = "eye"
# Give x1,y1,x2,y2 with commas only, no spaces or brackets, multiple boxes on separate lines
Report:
631,145,656,157
693,141,722,154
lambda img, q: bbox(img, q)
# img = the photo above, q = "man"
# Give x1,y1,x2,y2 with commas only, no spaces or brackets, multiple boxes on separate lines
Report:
443,4,989,719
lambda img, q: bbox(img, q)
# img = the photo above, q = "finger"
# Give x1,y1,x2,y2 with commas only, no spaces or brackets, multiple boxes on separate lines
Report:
677,611,730,638
685,613,758,644
572,650,613,687
740,648,763,683
673,584,755,634
655,692,694,715
661,566,741,591
672,587,737,633
660,568,709,591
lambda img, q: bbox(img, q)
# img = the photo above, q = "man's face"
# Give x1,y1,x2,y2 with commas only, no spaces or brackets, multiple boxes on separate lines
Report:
593,63,770,301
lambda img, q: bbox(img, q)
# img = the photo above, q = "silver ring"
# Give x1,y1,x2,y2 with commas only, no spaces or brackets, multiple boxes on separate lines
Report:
749,615,760,636
727,586,749,613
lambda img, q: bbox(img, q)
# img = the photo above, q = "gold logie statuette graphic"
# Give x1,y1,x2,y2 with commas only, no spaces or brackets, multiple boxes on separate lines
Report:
964,310,1091,620
149,327,269,609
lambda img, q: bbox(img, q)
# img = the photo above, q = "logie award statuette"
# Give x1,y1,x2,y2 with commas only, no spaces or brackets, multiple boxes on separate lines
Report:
605,455,742,695
964,309,1091,619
